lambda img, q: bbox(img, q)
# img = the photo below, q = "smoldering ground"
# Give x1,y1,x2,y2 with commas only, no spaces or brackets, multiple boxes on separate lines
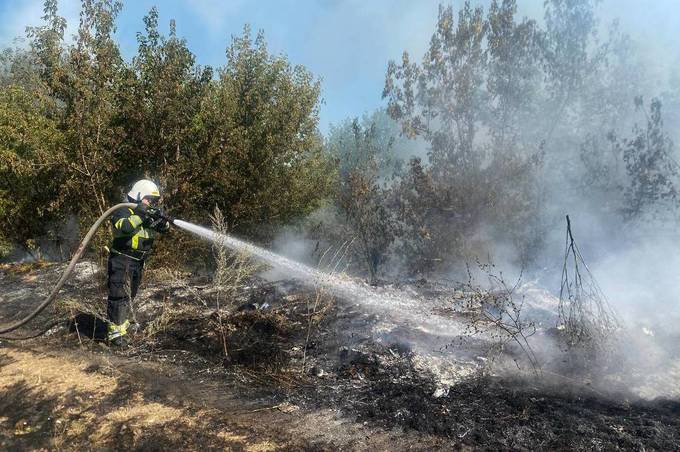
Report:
260,202,680,393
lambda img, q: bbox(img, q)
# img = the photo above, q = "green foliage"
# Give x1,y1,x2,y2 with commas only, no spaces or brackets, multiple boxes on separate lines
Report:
25,0,67,92
181,26,332,237
62,0,126,218
0,85,66,253
0,1,331,262
117,7,212,189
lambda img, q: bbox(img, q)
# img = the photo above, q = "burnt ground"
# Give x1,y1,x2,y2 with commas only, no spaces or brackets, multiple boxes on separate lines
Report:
1,260,679,451
310,352,680,450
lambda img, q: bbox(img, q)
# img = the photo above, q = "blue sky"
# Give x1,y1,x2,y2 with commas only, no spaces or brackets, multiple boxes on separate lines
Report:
1,0,679,134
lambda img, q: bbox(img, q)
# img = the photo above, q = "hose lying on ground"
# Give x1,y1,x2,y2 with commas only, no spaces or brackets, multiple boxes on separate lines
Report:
0,203,137,336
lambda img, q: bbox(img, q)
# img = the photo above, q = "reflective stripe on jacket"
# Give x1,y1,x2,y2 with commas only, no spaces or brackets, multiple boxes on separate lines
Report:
109,207,158,258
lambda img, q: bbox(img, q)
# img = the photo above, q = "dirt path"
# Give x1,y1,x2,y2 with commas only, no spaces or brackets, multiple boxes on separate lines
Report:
0,344,276,450
0,342,444,451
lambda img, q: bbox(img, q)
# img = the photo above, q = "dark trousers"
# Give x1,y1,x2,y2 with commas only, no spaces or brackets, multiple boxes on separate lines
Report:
107,253,144,325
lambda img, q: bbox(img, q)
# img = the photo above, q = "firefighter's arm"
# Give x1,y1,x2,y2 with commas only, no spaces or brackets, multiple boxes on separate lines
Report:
111,208,145,234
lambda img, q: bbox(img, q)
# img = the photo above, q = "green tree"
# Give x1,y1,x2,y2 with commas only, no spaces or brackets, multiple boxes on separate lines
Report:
0,2,332,261
59,0,125,219
180,27,332,238
25,0,67,95
117,7,212,194
0,86,66,257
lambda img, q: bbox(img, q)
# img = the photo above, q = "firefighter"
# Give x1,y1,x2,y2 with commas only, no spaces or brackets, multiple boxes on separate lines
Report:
106,179,170,347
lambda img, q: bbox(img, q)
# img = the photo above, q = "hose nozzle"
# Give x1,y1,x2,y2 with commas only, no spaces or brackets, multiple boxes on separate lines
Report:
147,207,175,225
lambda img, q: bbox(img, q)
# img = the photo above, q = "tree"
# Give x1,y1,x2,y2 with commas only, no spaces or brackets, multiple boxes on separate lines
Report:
485,0,541,152
178,27,333,239
116,8,212,196
25,0,67,96
0,85,66,257
620,98,678,220
0,2,332,261
542,0,600,104
538,0,604,182
389,157,441,274
327,113,400,280
384,1,543,272
57,0,126,220
484,0,545,263
385,2,486,171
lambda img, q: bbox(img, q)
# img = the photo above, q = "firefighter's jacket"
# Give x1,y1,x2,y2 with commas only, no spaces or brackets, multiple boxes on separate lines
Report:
109,206,169,260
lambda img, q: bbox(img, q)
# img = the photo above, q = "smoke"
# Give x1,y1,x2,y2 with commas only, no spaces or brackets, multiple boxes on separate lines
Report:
261,227,320,280
510,212,680,399
595,235,680,331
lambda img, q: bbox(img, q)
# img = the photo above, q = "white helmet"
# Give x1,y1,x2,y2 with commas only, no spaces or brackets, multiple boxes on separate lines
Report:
127,179,160,202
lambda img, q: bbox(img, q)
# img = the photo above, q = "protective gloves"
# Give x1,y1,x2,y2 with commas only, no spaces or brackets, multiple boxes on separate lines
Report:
133,203,171,231
146,207,172,231
149,217,170,232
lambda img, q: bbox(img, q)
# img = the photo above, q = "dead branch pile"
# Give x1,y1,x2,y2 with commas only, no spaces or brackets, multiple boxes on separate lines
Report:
558,215,620,353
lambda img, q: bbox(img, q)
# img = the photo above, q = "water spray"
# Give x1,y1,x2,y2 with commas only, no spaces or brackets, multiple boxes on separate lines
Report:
173,220,463,337
0,204,462,340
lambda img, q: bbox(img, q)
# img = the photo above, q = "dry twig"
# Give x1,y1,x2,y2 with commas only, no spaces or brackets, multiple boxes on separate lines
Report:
558,215,620,355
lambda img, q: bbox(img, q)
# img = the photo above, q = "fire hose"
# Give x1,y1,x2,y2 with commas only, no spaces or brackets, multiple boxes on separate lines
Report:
0,202,172,337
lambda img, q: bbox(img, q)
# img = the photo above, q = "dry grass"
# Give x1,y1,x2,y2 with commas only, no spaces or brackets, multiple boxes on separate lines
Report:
136,207,259,358
0,260,54,275
459,261,539,374
0,347,264,450
208,207,260,357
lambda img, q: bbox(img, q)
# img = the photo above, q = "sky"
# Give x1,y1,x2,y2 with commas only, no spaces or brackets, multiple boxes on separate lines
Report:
1,0,679,134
